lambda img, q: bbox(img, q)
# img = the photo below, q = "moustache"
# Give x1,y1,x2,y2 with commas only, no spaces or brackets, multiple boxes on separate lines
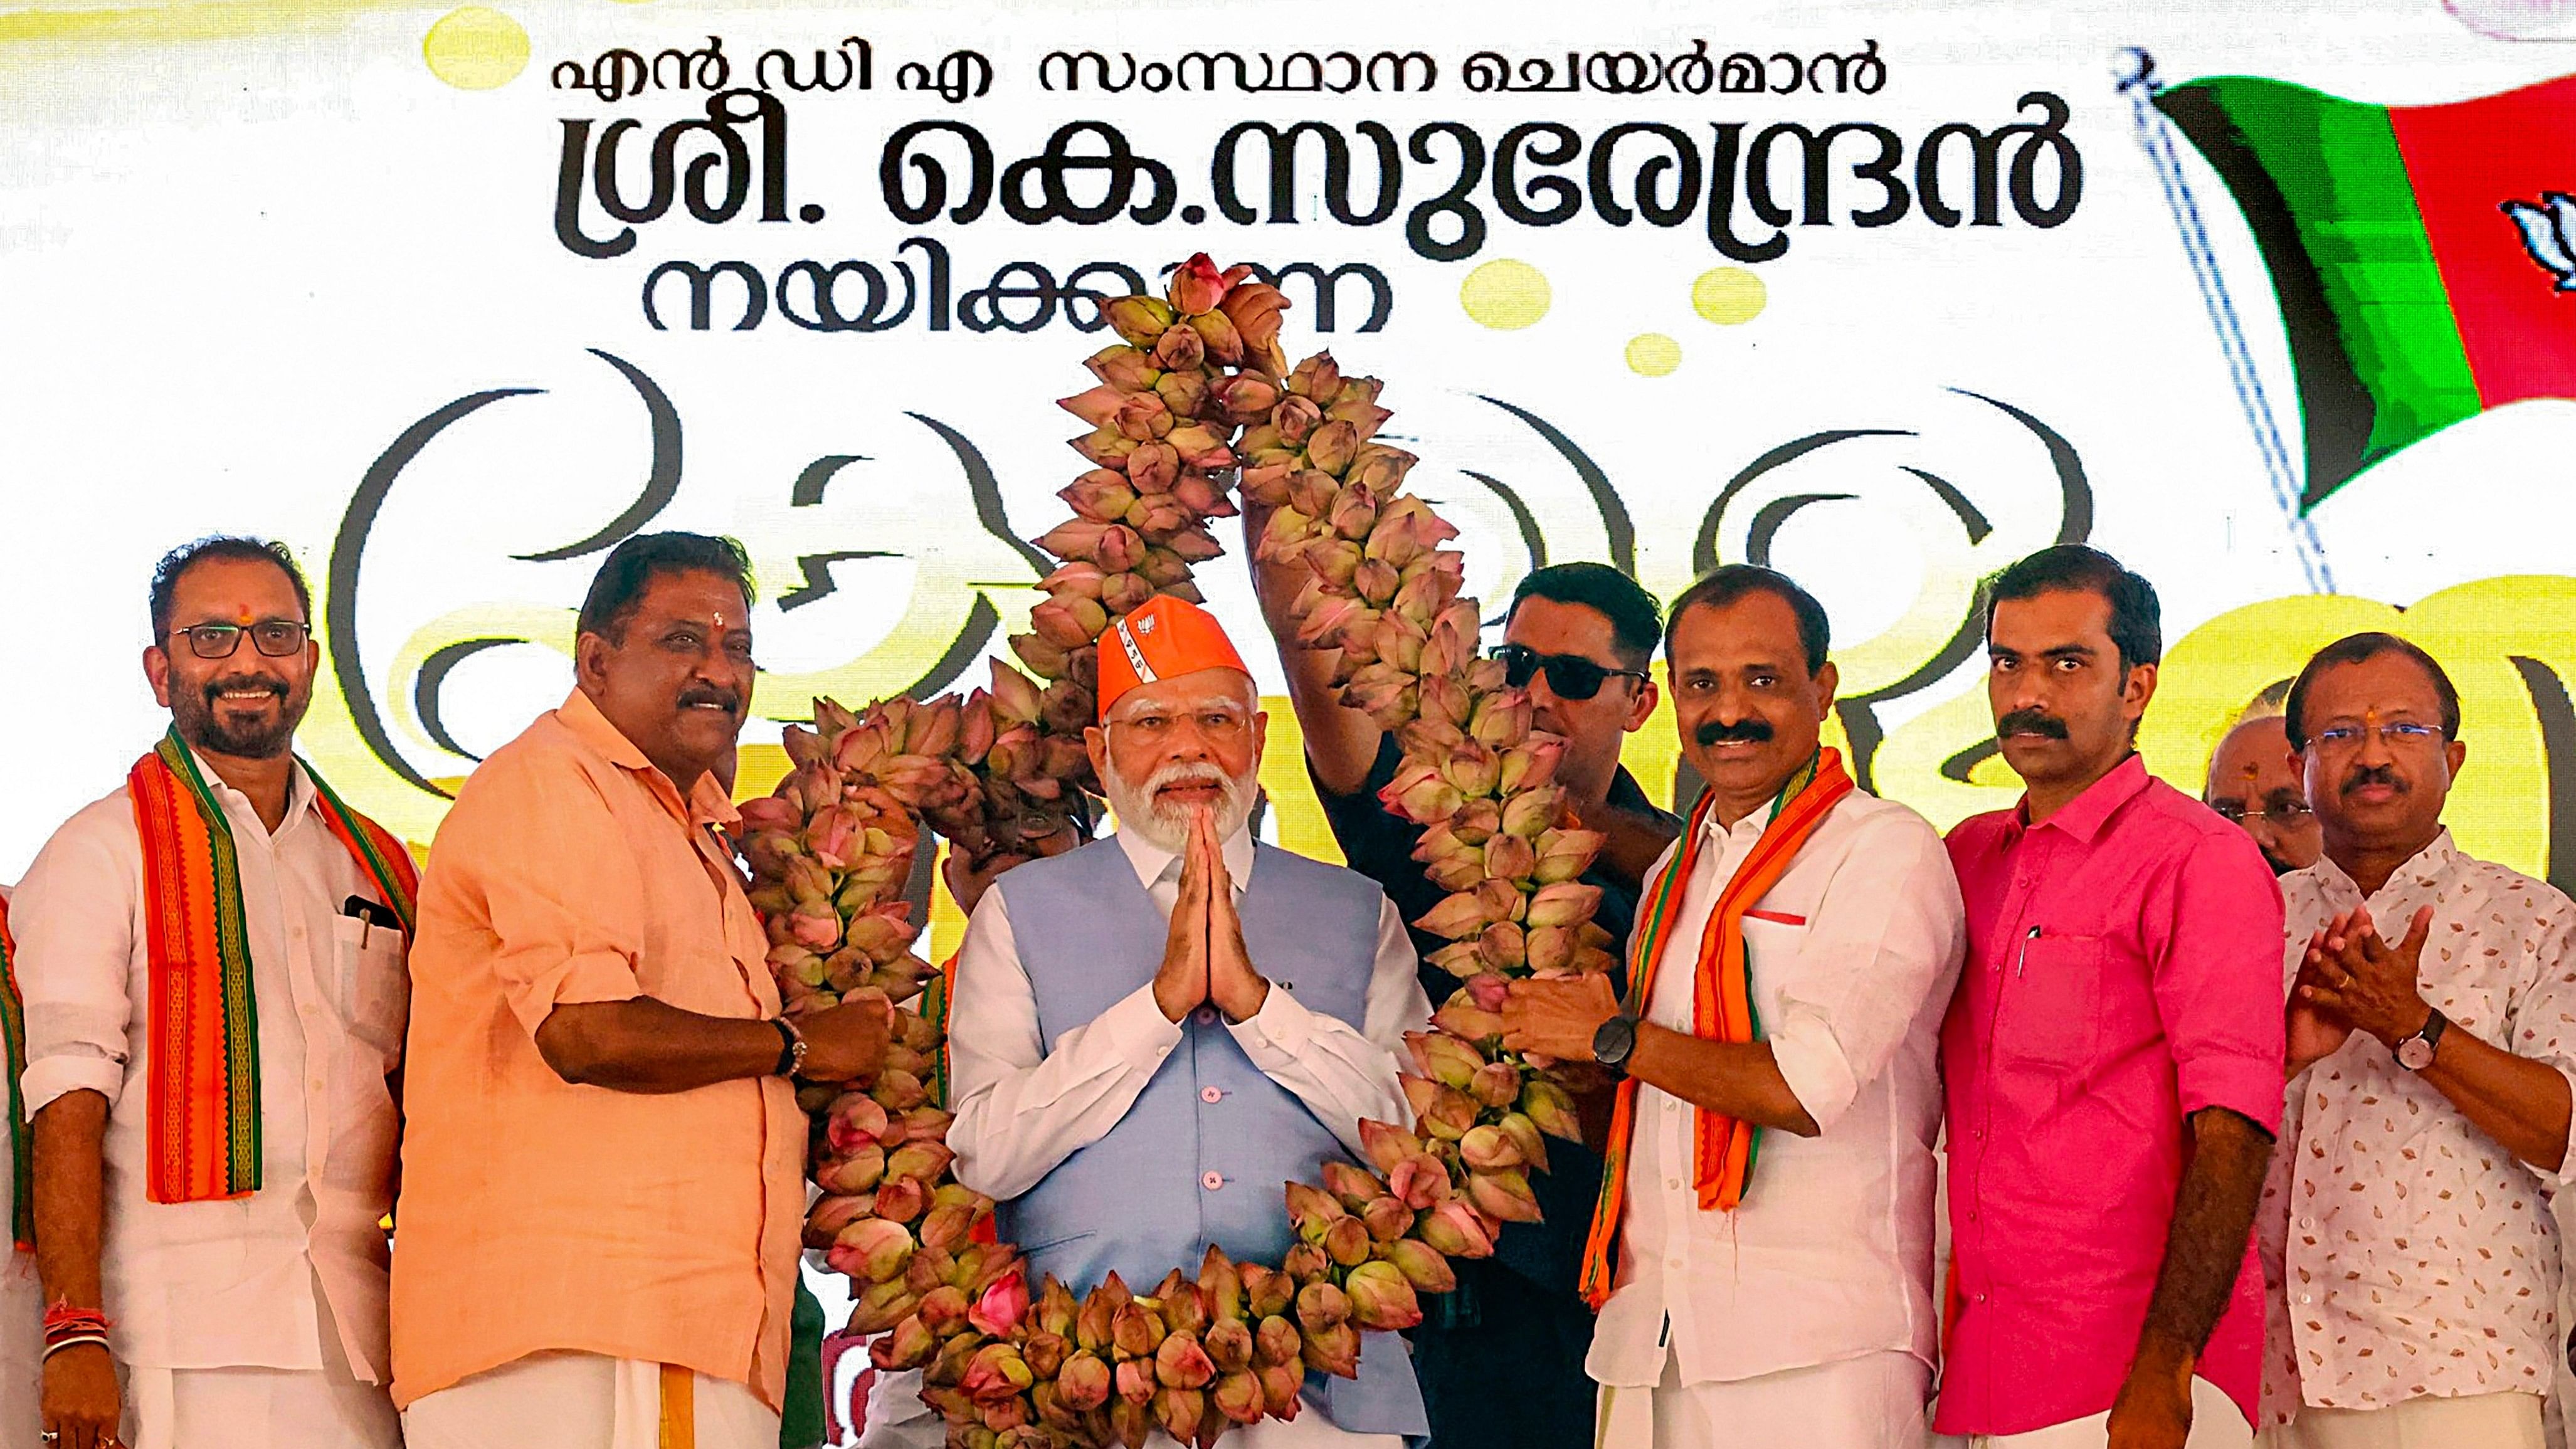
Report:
2341,763,2404,798
203,675,286,705
1694,717,1775,747
677,683,743,714
1996,709,2069,741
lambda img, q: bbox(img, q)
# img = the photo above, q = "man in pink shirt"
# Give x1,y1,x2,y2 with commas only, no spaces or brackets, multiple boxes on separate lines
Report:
1938,546,2285,1449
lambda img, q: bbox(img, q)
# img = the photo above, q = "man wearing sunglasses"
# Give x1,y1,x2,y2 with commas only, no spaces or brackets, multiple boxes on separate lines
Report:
9,537,416,1449
2254,633,2576,1448
1247,545,1679,1449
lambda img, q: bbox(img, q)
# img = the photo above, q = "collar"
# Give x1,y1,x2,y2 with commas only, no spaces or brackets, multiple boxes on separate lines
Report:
1115,819,1258,896
556,688,740,830
2310,828,2459,901
2013,751,2150,845
187,744,319,835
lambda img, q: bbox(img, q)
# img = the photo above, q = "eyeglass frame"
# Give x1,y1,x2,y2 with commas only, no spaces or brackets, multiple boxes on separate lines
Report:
2209,799,2315,826
2306,720,2446,752
1489,643,1650,702
164,619,312,660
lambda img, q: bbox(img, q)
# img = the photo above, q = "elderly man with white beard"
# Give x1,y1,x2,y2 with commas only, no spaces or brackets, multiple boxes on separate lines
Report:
942,594,1433,1446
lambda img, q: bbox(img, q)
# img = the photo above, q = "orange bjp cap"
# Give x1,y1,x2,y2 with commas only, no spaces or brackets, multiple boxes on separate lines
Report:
1094,594,1250,720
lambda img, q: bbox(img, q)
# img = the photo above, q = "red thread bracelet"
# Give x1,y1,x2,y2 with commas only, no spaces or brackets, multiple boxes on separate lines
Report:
43,1300,111,1347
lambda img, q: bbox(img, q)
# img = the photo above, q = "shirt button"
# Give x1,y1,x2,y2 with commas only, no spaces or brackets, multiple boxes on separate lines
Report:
2298,1293,2312,1305
1200,1086,1223,1104
1201,1171,1224,1192
1193,1007,1219,1026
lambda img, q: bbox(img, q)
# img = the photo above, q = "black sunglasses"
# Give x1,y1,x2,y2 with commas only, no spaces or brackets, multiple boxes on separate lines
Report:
1491,643,1649,702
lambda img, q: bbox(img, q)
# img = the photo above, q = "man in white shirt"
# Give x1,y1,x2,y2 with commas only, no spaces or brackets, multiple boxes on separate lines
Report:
12,537,414,1449
1502,565,1966,1449
2259,632,2576,1449
940,594,1432,1447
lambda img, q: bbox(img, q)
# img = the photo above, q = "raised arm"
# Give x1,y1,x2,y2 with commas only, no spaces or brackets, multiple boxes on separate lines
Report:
1242,497,1383,796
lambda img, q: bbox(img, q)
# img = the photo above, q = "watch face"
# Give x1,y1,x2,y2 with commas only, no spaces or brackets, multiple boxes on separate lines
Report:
2397,1035,2435,1071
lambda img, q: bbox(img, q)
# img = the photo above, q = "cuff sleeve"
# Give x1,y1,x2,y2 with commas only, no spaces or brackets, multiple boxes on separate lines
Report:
502,951,644,1038
1228,983,1320,1064
1766,1008,1862,1134
21,1055,124,1119
2176,1048,2288,1135
1097,984,1185,1070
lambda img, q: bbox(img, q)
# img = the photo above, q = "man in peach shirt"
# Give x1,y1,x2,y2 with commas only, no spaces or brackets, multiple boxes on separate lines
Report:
392,533,890,1449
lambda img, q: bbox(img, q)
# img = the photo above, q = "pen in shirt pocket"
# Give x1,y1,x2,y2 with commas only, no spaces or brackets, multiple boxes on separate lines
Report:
2014,925,2040,977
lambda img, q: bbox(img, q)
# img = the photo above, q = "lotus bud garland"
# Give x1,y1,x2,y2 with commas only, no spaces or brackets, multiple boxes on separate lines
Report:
736,256,1620,1446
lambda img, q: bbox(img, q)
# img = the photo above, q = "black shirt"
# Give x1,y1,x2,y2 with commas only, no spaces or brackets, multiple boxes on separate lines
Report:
1311,734,1677,1299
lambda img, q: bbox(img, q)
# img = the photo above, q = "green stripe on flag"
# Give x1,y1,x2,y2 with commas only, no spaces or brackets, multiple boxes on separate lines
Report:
2162,76,2482,503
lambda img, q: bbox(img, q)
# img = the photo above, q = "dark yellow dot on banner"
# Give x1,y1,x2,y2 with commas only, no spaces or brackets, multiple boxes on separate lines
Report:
423,7,530,90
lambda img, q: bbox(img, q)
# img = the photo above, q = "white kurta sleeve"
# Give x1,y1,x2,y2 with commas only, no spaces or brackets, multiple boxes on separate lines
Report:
11,800,140,1116
947,882,1185,1201
1227,894,1429,1159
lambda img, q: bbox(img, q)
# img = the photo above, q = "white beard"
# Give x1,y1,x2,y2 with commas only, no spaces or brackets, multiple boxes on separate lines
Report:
1102,759,1257,854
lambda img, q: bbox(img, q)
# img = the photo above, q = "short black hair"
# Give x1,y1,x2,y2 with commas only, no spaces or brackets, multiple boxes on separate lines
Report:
576,532,757,644
150,535,310,641
2283,632,2461,752
1986,544,2162,670
1663,564,1832,676
1506,562,1662,668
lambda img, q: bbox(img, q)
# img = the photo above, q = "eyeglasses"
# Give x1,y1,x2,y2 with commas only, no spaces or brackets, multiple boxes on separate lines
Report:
2211,799,2313,826
2311,721,2444,752
1106,709,1252,746
169,621,310,659
1491,644,1649,702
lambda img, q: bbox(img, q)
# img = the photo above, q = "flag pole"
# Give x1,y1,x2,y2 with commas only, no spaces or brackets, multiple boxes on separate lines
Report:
2114,47,2336,594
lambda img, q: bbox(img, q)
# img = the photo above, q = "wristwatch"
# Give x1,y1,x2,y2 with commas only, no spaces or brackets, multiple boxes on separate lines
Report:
773,1016,808,1078
2394,1008,2448,1072
1592,1010,1640,1077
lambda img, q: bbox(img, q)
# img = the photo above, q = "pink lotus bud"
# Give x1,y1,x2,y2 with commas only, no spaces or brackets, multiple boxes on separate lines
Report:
1133,545,1195,588
1294,1280,1350,1334
1112,1302,1165,1361
803,1193,872,1248
1128,440,1181,492
918,1201,975,1252
871,1312,937,1371
1422,847,1485,894
1382,1237,1459,1297
1323,1216,1372,1268
1220,278,1289,362
1305,420,1360,477
1358,1119,1423,1176
1407,1031,1486,1091
826,1090,891,1152
1060,473,1139,525
1280,1241,1331,1285
1237,1264,1290,1323
1470,690,1534,749
1285,351,1343,400
1381,761,1465,828
871,1176,927,1224
1086,344,1161,392
1412,888,1492,942
1254,1314,1302,1369
889,1139,956,1185
1124,491,1191,539
1351,556,1400,609
1501,786,1565,841
1155,1330,1216,1390
1467,1167,1543,1223
1343,1260,1423,1332
1300,1320,1361,1379
1524,924,1578,974
1285,1180,1349,1232
1006,631,1071,681
1524,881,1602,930
1057,1351,1112,1411
1072,426,1136,468
969,1272,1030,1337
1270,393,1324,444
1029,596,1107,651
828,1218,917,1282
1469,1059,1523,1110
1477,921,1527,972
1437,743,1501,800
1362,1194,1413,1243
1417,675,1472,730
1212,372,1282,424
1107,295,1175,347
1163,525,1224,564
1116,1357,1156,1406
1203,1314,1255,1375
1114,391,1173,442
788,905,842,952
1532,826,1603,884
1059,385,1128,429
1497,1111,1551,1174
1168,252,1233,315
918,1282,972,1335
1321,1162,1386,1213
1415,1199,1498,1258
1153,320,1206,371
963,1343,1035,1404
1188,308,1245,366
1475,834,1534,885
1336,665,1418,729
1153,1384,1208,1443
1401,1076,1480,1141
1213,1366,1265,1426
1154,368,1210,421
1459,1124,1525,1172
1388,1152,1454,1210
815,1146,885,1195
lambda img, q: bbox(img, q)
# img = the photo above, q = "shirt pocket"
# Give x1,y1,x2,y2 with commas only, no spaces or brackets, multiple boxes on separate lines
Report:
1998,931,2104,1073
330,915,409,1064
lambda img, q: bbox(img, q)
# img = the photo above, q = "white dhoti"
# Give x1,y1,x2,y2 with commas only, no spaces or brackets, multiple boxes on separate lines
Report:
402,1352,779,1449
2253,1391,2546,1449
1597,1349,1930,1449
116,1269,398,1449
1934,1375,2253,1449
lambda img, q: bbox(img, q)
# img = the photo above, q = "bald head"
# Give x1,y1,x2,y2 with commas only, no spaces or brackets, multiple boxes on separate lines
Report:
2205,714,2319,875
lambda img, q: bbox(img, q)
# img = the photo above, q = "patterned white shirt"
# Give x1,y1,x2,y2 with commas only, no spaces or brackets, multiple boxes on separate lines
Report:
2258,831,2576,1421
